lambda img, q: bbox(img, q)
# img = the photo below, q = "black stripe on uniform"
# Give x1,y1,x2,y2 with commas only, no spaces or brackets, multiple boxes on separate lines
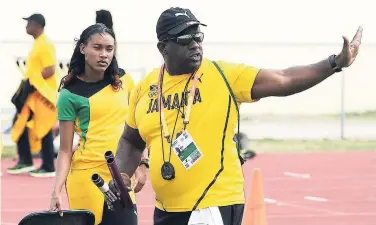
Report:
192,95,232,211
64,68,127,98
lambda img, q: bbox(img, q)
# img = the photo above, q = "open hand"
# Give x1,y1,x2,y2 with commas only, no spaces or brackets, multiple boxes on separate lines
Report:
133,165,148,193
337,26,363,68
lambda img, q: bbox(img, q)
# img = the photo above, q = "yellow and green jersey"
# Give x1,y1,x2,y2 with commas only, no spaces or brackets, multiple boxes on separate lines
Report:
57,71,134,169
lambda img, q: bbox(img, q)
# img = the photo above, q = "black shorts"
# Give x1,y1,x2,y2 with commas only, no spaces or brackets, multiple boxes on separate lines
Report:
99,203,138,225
154,204,244,225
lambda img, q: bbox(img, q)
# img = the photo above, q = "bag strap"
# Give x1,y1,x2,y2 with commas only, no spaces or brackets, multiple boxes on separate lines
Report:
212,61,244,165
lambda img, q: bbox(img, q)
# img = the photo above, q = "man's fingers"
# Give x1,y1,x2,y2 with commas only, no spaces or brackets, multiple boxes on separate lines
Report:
132,178,138,189
109,180,121,197
352,26,363,43
105,199,115,211
120,173,131,187
134,181,145,193
342,35,350,49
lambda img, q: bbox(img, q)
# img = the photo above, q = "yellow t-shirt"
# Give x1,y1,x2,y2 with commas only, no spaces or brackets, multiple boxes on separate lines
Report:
25,33,58,91
126,58,260,212
57,73,135,170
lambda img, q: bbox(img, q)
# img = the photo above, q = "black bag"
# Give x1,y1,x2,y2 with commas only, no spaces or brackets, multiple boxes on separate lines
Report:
11,79,35,113
18,210,95,225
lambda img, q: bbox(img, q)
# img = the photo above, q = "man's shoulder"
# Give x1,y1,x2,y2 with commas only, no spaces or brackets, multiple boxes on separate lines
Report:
201,58,239,71
210,59,238,68
138,66,160,91
36,34,55,50
144,66,160,79
209,59,260,75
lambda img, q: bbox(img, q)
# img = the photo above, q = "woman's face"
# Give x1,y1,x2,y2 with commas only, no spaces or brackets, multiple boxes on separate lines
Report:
80,32,115,73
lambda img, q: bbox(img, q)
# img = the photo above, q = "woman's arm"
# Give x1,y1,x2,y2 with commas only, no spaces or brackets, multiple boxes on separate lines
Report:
52,121,75,195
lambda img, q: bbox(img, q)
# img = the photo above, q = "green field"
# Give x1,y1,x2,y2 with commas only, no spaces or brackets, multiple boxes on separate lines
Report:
2,139,376,159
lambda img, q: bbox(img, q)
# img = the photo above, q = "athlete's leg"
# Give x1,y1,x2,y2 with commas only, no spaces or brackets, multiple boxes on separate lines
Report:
29,130,56,177
16,128,33,165
40,130,55,172
66,168,106,225
66,164,137,225
7,114,34,174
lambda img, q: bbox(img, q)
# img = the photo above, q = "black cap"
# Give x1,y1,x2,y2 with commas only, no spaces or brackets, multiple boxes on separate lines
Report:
23,13,46,27
156,7,206,41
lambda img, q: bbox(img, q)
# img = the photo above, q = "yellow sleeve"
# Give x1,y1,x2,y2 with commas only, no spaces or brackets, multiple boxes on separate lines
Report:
215,60,260,103
126,82,141,129
124,73,135,99
39,43,56,68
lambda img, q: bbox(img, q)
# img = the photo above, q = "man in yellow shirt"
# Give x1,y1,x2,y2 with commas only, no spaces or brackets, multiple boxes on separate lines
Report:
110,7,362,225
7,13,57,178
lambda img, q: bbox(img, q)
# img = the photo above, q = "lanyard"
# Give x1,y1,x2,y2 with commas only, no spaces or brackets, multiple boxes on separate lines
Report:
157,64,199,142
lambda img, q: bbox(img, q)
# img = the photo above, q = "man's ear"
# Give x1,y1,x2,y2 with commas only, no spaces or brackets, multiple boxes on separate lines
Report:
157,42,167,55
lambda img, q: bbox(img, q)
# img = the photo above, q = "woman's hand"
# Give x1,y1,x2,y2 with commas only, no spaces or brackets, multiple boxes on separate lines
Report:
49,190,63,217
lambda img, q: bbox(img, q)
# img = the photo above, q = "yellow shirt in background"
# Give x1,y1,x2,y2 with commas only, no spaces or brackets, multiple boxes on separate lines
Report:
25,33,58,92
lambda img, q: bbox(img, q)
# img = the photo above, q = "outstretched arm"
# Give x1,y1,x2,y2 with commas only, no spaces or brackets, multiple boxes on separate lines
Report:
251,26,363,100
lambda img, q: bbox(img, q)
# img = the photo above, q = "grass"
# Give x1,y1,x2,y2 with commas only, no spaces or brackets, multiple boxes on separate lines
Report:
2,139,376,159
1,146,17,159
240,110,376,121
326,110,376,120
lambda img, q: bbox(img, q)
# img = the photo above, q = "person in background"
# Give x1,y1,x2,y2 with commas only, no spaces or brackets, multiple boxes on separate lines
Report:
96,9,115,34
8,13,57,178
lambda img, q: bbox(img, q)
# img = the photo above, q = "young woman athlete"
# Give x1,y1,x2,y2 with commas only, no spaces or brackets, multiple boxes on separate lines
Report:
49,23,148,225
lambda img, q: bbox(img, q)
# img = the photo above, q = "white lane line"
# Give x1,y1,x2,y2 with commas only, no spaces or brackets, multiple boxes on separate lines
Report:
304,196,328,202
284,172,311,179
264,198,277,204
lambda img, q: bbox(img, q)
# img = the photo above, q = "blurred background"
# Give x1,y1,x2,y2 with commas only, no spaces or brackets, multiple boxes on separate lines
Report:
1,0,375,143
1,0,376,224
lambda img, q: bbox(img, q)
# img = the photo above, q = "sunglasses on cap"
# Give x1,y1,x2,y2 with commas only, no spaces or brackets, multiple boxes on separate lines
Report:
162,32,204,45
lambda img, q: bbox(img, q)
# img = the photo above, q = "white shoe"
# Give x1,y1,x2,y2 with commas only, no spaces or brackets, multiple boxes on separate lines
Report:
29,168,56,178
7,164,36,174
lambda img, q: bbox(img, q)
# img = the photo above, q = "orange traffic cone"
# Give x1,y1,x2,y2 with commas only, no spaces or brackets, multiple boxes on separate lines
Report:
242,168,267,225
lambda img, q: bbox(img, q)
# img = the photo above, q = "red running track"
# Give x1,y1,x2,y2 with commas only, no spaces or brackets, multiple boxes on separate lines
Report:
2,151,376,225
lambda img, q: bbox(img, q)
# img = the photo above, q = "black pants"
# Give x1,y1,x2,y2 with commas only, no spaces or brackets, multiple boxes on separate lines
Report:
154,204,244,225
13,114,55,172
99,203,138,225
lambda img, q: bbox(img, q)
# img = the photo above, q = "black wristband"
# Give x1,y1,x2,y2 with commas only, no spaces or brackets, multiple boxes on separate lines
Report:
140,159,149,168
329,54,342,72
